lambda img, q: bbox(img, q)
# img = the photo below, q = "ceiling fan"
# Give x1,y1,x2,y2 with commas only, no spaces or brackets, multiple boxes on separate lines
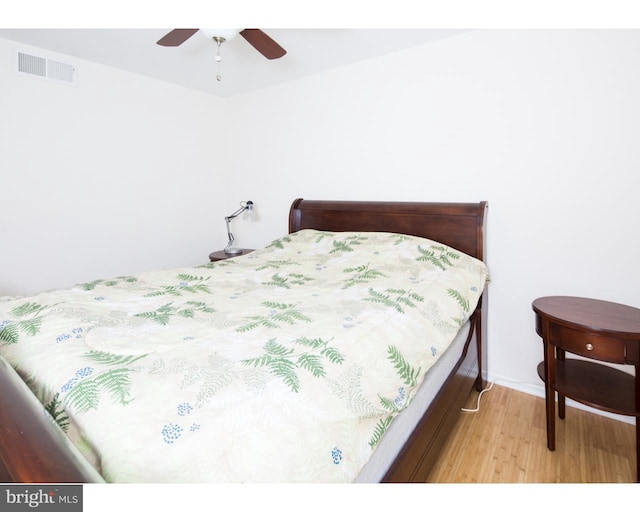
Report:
156,28,287,60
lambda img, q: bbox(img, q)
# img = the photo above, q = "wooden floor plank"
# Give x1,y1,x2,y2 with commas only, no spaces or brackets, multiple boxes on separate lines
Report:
427,383,636,483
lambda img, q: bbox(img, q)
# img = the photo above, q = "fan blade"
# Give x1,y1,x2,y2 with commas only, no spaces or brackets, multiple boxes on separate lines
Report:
240,29,286,59
157,29,200,47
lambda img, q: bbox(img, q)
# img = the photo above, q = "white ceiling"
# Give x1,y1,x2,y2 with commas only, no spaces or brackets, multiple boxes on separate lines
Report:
0,28,472,97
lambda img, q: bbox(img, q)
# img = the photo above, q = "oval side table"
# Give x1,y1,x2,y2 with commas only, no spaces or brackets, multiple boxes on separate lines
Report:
532,295,640,482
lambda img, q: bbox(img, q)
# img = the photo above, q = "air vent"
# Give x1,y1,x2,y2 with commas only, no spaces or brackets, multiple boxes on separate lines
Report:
16,50,77,86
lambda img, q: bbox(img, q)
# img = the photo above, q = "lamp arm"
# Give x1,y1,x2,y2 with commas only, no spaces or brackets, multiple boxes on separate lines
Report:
225,217,236,248
225,205,248,223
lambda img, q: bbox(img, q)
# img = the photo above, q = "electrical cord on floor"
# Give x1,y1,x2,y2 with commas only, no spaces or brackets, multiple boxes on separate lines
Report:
460,381,495,412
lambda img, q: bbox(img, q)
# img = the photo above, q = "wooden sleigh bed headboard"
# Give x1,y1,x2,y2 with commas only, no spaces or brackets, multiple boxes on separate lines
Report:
0,198,488,484
289,198,487,261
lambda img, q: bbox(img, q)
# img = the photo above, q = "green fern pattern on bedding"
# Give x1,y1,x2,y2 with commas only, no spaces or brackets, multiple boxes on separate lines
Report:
342,263,387,288
0,228,488,483
44,392,70,432
255,259,301,271
58,352,148,414
134,301,215,325
84,350,148,367
61,367,136,413
368,345,419,448
369,415,394,448
368,387,407,448
80,276,138,291
263,272,314,289
0,302,51,344
144,274,212,297
447,288,470,313
242,337,344,393
364,288,424,314
330,234,367,253
236,301,312,332
265,235,294,249
386,345,422,387
416,244,460,270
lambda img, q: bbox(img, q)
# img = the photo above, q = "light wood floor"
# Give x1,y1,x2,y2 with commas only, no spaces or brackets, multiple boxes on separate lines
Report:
427,383,637,483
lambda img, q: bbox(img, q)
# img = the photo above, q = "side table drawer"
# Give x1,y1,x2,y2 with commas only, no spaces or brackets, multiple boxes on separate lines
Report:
548,324,627,363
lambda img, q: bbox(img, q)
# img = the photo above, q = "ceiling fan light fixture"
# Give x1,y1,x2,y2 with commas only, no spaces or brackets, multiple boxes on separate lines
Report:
201,29,241,42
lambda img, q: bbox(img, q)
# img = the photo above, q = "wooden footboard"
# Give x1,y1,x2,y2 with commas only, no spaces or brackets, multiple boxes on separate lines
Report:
0,356,100,483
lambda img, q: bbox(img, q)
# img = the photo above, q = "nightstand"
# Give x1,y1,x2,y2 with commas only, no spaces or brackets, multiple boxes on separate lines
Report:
209,249,254,262
532,296,640,482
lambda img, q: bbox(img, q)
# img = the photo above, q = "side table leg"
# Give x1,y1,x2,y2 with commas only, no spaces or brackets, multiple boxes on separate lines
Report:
636,416,640,483
636,365,639,483
557,347,566,420
543,339,556,451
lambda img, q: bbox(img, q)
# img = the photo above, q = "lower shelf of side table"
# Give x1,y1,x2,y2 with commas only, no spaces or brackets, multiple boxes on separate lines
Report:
537,359,639,417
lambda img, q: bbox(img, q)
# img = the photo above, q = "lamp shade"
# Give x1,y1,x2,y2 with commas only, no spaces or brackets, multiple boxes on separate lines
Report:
242,201,257,221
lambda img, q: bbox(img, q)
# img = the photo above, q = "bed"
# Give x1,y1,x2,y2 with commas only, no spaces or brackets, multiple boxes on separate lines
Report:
0,198,488,483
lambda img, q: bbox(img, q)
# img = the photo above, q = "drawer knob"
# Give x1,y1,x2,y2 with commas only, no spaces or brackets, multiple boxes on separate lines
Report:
585,343,594,351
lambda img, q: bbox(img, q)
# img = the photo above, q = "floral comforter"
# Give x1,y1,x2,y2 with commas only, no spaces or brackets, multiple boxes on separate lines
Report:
0,229,488,483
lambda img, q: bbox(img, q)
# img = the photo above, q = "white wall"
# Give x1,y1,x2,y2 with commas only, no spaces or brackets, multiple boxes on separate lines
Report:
2,30,638,419
0,38,229,296
224,29,640,412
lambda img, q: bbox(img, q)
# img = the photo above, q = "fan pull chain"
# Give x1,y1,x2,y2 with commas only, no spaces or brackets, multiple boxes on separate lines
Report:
214,36,225,82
